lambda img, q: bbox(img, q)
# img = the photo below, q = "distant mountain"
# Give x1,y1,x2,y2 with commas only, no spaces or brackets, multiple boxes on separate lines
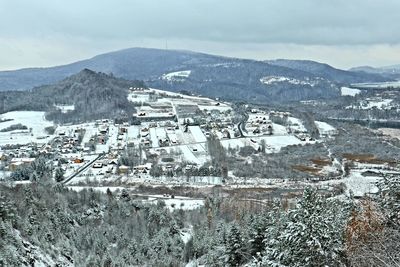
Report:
0,48,391,102
266,59,389,84
0,69,144,123
349,64,400,79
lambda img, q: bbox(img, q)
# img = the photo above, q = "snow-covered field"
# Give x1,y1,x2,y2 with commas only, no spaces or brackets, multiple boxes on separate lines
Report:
96,124,120,153
178,145,206,165
127,93,149,103
68,186,126,193
271,123,288,135
342,171,379,197
346,98,394,110
363,99,393,109
0,111,54,145
315,121,336,136
161,70,191,81
198,104,231,112
68,186,204,211
351,81,400,89
221,135,311,152
341,87,361,96
146,197,204,211
80,123,98,145
54,104,75,113
378,128,400,139
287,117,307,132
188,126,207,143
151,142,209,165
260,75,319,86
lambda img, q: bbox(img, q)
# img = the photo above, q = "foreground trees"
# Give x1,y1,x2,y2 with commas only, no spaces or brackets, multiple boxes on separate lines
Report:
0,175,399,266
345,175,400,267
261,188,350,267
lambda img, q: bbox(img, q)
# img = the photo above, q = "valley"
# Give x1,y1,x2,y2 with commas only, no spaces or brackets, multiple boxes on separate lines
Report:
3,0,400,265
1,51,400,267
2,74,400,212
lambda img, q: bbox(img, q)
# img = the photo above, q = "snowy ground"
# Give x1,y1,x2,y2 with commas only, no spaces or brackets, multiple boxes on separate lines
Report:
341,87,361,96
342,171,380,197
161,70,191,81
197,104,231,112
54,104,75,113
260,75,318,86
79,123,98,145
96,124,121,153
287,117,307,132
378,128,400,139
188,126,207,143
320,162,400,197
0,111,54,146
362,99,393,109
68,186,204,211
220,135,313,152
150,142,210,165
145,197,204,211
148,88,231,112
127,93,150,103
351,81,400,89
347,98,394,110
315,121,336,136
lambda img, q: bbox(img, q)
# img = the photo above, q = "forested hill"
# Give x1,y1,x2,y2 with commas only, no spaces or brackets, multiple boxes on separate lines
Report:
1,177,399,266
350,64,400,79
0,48,391,103
0,69,145,123
265,59,386,83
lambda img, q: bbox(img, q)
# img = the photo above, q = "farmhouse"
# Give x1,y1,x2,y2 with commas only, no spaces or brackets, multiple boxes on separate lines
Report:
9,157,35,171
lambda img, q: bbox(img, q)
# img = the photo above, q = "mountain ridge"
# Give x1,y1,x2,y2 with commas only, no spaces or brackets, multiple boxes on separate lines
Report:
0,47,392,102
349,64,400,79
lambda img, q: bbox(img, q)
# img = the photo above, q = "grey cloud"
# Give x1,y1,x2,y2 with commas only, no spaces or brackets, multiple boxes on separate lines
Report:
1,0,400,70
1,0,400,45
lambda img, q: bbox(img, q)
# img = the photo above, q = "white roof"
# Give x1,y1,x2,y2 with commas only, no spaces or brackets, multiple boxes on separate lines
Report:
10,157,35,163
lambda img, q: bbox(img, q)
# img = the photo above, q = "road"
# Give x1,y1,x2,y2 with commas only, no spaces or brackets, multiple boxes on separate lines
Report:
237,122,245,137
62,153,106,185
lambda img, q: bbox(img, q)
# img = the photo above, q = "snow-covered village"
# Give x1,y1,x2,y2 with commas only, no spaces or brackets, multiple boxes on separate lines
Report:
3,85,395,199
2,1,400,266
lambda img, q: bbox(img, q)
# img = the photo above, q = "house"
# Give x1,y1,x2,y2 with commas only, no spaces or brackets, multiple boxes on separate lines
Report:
99,125,108,134
73,158,84,164
108,159,118,165
143,139,151,146
222,129,231,139
92,162,103,168
158,138,169,146
0,152,7,161
119,165,129,174
133,164,151,174
9,158,35,171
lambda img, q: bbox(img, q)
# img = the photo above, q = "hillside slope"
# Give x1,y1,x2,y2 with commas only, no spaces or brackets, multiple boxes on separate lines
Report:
350,64,400,79
0,69,144,123
266,59,389,83
0,48,391,102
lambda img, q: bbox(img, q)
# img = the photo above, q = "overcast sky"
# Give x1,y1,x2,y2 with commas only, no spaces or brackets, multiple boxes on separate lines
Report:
1,0,400,70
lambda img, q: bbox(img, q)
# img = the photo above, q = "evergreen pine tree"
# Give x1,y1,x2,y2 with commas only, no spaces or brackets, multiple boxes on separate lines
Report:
262,187,348,267
377,174,400,226
55,167,65,182
225,223,245,266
